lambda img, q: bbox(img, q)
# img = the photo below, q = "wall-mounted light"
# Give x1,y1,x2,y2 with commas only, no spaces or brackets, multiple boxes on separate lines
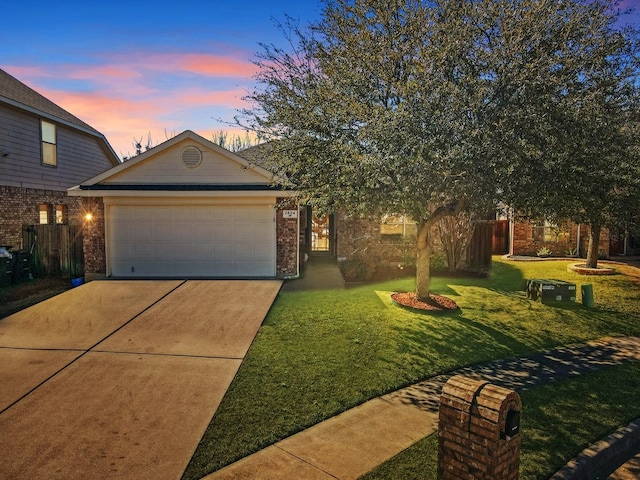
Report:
1,147,9,157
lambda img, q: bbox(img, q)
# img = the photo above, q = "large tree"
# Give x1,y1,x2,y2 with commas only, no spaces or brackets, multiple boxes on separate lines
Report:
483,0,640,268
240,0,639,297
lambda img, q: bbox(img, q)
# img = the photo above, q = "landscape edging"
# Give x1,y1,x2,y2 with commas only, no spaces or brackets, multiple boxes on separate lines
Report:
548,417,640,480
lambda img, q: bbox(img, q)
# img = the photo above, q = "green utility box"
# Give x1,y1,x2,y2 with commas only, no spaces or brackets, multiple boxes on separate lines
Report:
526,279,577,304
581,284,594,307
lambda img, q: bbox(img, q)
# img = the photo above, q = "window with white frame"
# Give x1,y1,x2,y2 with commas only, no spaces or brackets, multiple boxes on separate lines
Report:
380,214,417,239
41,120,57,166
532,221,571,243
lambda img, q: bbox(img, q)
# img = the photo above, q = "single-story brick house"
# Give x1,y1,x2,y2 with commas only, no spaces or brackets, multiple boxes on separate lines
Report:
237,142,614,273
68,130,300,280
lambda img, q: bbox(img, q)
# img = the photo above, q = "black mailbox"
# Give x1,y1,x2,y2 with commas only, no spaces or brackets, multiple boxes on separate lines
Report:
503,409,521,439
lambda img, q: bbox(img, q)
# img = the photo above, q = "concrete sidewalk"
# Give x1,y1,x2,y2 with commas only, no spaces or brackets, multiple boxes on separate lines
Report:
204,336,640,480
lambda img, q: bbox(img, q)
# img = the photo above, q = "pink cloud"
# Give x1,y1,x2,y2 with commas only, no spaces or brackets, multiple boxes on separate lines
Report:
4,46,260,157
178,54,258,78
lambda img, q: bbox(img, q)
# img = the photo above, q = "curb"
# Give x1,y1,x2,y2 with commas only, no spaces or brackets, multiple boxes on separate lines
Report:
549,418,640,480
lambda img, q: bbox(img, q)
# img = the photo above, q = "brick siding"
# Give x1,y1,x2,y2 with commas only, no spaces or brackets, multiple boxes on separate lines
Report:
0,185,82,250
276,198,300,277
80,197,106,276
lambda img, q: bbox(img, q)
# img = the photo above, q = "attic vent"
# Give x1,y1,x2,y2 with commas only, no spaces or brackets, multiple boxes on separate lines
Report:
181,146,202,168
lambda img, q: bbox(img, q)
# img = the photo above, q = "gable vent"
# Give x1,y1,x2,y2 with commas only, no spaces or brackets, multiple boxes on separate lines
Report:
181,146,203,168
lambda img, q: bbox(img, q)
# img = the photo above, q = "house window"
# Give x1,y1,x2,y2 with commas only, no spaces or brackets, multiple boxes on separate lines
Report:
41,120,57,166
39,204,53,224
532,221,571,243
380,214,417,239
55,205,67,224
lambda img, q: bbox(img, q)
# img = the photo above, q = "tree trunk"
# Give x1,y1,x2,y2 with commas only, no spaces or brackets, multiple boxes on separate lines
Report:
586,224,601,269
415,221,431,301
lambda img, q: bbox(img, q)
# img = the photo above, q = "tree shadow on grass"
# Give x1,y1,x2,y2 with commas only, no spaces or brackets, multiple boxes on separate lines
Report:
384,337,640,414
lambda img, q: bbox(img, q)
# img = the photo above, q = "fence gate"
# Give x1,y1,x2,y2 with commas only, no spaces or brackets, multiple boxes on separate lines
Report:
22,224,84,278
492,219,510,254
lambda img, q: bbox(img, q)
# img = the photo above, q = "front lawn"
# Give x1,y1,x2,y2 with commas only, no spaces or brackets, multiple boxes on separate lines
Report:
361,360,640,480
183,258,640,479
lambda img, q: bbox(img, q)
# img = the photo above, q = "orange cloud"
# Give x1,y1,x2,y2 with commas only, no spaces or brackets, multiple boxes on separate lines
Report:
5,46,261,158
179,53,258,78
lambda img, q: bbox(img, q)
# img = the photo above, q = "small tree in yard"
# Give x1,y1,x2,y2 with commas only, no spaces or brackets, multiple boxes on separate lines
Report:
239,0,639,298
437,212,476,273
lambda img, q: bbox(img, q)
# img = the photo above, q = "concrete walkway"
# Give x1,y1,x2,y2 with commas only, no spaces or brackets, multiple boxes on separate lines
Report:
281,257,344,292
0,280,282,480
204,336,640,479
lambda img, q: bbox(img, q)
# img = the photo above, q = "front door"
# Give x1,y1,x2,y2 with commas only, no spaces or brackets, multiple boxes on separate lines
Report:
308,209,334,256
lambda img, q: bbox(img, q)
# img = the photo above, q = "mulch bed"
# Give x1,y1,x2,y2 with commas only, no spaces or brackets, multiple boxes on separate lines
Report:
391,292,459,314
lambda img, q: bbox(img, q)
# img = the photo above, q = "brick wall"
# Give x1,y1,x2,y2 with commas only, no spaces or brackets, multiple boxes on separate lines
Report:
335,212,452,271
275,198,300,277
0,185,82,249
81,197,106,276
512,221,610,257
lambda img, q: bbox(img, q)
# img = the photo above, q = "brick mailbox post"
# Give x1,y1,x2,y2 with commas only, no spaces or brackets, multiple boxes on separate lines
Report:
438,375,522,479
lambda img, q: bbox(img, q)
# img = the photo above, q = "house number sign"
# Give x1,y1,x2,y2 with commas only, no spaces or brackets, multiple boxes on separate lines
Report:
283,210,298,219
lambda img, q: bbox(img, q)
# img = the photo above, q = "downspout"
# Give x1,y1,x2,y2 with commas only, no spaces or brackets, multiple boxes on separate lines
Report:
296,202,301,278
509,209,515,256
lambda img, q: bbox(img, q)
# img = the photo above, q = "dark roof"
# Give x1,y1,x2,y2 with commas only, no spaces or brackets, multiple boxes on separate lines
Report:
0,68,99,135
236,142,275,169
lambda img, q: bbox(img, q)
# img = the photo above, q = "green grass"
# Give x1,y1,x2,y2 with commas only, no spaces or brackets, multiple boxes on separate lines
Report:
183,258,640,479
360,361,640,480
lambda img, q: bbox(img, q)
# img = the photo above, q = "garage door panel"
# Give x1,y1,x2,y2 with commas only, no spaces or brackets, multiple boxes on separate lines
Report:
109,205,276,277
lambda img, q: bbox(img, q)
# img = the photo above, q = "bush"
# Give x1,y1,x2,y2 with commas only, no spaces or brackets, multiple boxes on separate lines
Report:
429,253,447,272
339,259,373,282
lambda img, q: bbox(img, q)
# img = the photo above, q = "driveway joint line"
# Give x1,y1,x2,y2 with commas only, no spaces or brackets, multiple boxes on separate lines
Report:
273,444,341,480
0,280,188,416
89,349,244,361
0,346,85,353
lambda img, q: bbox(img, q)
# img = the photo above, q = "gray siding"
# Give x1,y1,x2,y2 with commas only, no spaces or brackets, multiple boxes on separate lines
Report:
0,104,115,191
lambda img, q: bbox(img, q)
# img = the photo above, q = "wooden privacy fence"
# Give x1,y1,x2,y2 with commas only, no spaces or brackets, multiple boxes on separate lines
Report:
467,221,494,272
22,224,84,278
492,219,510,254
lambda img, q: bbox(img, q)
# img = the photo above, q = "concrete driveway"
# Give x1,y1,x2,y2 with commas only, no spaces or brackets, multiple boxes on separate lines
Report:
0,279,282,479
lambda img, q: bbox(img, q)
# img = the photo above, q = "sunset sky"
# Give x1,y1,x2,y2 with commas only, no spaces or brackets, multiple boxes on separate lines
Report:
2,0,320,157
2,0,639,159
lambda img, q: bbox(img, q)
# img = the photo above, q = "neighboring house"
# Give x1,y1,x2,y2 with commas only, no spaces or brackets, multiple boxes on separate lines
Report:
68,130,300,280
509,219,610,258
0,68,120,251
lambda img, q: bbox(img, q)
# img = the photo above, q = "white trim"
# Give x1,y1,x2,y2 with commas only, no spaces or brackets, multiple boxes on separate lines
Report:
68,188,295,198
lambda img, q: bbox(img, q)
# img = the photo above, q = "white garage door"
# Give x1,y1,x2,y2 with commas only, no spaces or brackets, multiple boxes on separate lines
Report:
108,204,276,277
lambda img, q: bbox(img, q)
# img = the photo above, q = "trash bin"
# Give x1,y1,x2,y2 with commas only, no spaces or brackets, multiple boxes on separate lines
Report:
581,284,594,307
